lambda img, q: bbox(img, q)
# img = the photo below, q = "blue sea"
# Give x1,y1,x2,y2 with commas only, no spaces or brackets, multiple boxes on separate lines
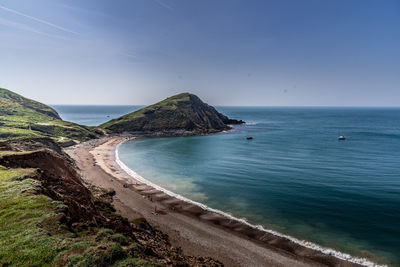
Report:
51,105,143,126
54,105,400,266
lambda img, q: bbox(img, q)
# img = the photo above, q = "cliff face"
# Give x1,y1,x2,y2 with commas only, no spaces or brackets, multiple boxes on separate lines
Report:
100,93,244,134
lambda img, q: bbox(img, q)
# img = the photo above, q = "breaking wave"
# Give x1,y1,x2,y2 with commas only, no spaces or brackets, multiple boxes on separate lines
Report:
115,139,385,267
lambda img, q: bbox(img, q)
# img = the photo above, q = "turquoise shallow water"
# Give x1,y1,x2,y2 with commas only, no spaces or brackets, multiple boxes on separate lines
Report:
55,106,400,266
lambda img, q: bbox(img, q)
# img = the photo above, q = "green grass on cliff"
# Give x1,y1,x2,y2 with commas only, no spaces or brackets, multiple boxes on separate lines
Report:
0,88,102,142
0,164,153,267
100,92,191,130
0,168,61,266
0,88,60,119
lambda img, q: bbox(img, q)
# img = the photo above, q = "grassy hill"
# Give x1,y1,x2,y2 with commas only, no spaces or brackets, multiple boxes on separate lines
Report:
100,93,244,134
0,88,103,143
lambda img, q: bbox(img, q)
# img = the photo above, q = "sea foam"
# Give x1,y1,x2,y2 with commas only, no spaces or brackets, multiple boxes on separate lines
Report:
115,139,385,267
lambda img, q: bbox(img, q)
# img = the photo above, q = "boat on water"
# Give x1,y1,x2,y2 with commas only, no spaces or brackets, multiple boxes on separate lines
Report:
247,136,253,140
338,135,346,140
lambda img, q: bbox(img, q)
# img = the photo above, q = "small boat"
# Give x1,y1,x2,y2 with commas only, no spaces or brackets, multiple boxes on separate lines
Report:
338,135,346,140
246,136,253,140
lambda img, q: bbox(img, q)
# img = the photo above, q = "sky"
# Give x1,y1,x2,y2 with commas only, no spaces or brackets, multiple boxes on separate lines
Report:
0,0,399,106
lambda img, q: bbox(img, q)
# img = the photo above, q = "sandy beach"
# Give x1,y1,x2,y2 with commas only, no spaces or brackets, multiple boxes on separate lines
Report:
65,137,364,267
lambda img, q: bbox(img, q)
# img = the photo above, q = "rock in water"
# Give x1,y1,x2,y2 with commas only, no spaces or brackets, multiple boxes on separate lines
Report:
100,93,244,135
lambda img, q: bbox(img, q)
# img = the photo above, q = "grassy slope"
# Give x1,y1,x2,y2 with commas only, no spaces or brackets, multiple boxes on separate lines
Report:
0,88,60,119
0,88,102,142
100,93,190,130
0,164,153,267
0,167,63,266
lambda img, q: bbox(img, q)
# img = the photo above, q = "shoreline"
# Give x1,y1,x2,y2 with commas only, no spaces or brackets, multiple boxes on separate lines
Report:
66,136,383,267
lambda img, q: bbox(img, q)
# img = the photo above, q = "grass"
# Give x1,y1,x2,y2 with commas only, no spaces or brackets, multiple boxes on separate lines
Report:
0,164,151,267
0,88,102,142
113,258,157,267
0,127,41,138
0,168,61,266
0,88,60,119
100,92,191,130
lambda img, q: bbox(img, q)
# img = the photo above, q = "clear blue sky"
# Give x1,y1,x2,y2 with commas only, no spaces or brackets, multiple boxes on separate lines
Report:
0,0,399,106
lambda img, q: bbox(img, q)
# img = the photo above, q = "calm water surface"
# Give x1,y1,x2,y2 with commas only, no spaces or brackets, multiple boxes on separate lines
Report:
54,106,400,265
52,105,142,126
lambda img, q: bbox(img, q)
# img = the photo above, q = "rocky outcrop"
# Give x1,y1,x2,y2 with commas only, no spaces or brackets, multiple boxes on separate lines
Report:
100,93,244,135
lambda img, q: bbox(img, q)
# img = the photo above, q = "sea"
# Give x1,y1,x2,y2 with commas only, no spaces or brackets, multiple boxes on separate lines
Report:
53,105,400,266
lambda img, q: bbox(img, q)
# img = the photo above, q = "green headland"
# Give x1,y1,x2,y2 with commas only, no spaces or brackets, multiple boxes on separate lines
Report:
100,92,244,135
0,88,103,144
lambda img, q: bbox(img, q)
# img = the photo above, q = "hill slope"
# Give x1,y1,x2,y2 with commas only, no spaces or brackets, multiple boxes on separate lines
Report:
0,88,61,119
100,93,244,134
0,88,102,143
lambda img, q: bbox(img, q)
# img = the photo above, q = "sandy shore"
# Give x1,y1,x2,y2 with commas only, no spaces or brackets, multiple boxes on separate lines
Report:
66,137,365,267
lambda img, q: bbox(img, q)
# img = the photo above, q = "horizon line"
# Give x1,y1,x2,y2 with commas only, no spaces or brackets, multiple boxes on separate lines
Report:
49,104,400,108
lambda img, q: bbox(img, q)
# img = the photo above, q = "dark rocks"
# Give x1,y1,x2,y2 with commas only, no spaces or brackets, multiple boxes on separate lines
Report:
223,118,245,125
